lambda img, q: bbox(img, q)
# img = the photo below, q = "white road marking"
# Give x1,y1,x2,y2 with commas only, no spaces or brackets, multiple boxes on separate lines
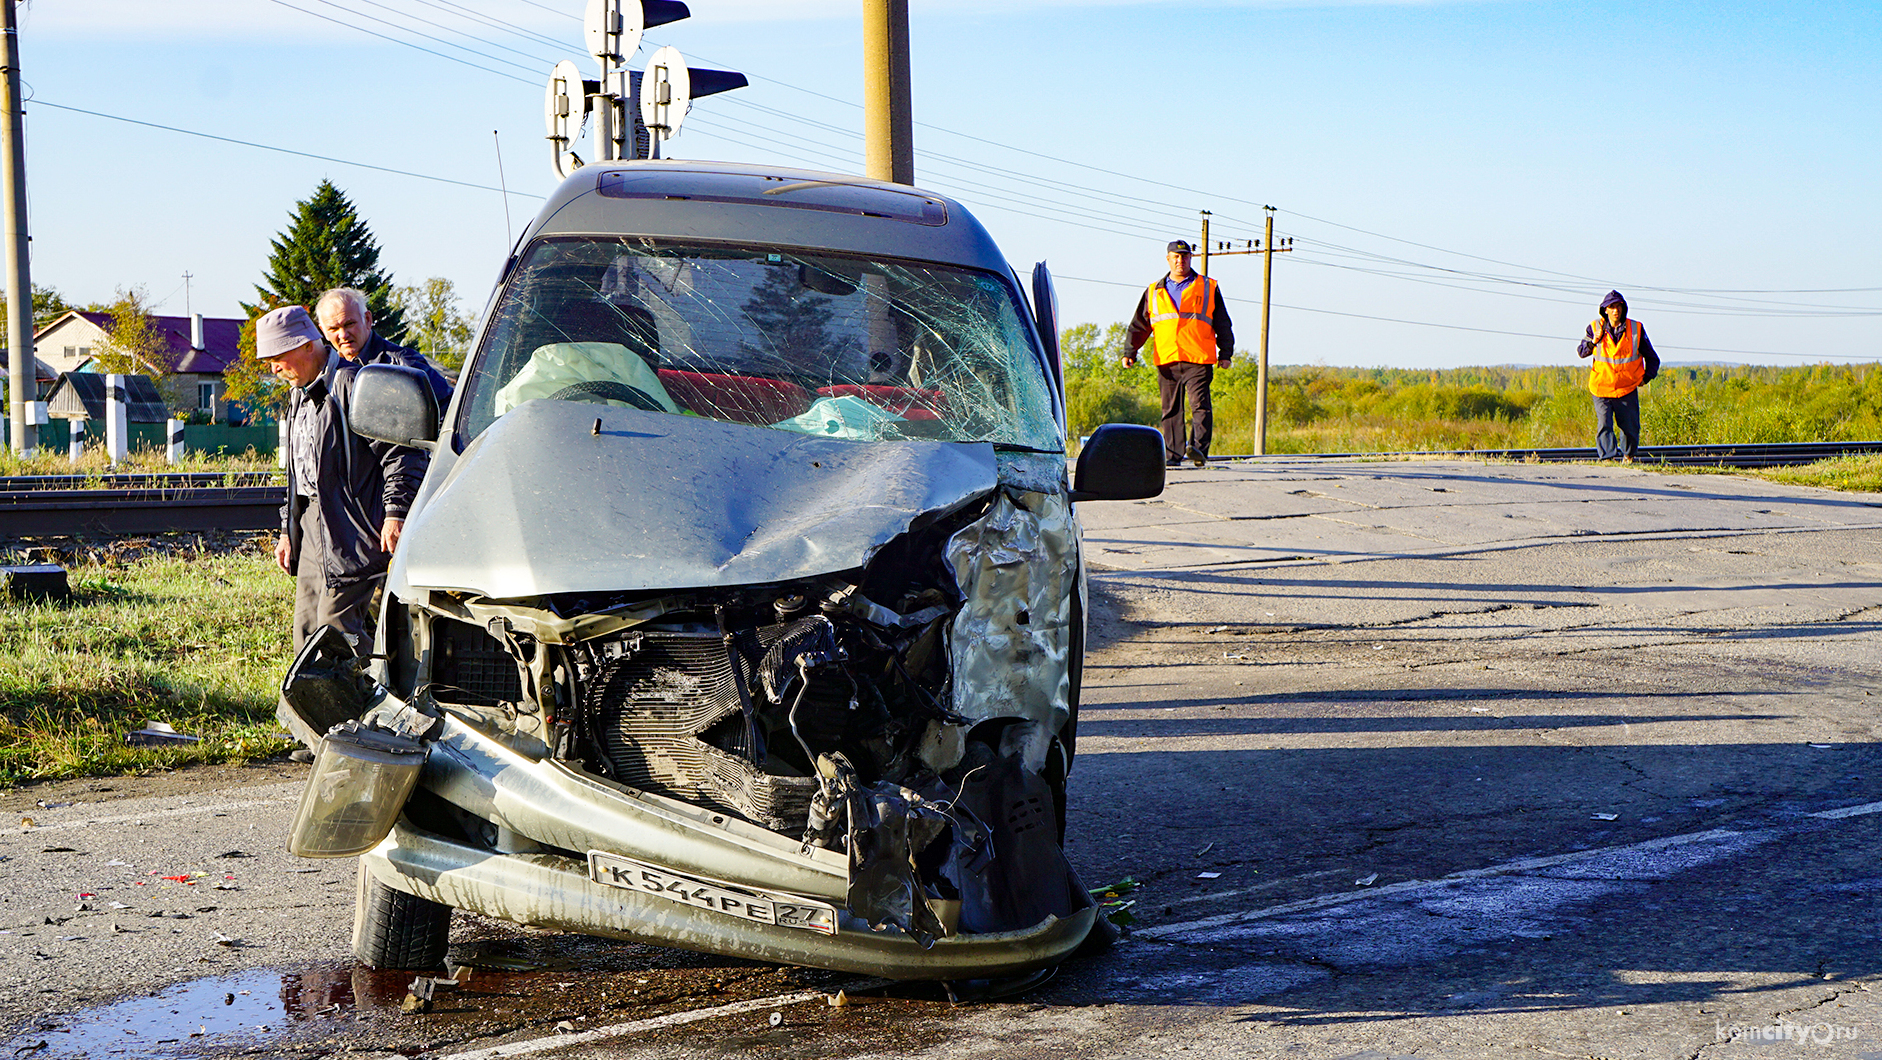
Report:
1809,800,1882,819
1138,826,1757,940
3,795,295,836
432,990,826,1059
1143,798,1882,945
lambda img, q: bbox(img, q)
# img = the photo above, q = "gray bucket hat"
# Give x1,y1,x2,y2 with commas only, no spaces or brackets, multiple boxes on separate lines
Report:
255,305,323,359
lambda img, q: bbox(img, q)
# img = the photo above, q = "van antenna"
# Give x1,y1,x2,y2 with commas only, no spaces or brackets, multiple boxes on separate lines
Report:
494,130,514,250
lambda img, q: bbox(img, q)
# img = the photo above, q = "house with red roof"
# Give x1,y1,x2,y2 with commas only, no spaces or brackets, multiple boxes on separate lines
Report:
34,310,244,420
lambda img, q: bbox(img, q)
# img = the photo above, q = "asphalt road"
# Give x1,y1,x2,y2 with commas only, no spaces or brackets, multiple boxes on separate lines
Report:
2,458,1878,1060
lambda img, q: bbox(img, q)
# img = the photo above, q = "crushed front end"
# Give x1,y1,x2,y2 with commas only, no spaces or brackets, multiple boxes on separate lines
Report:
348,431,1096,978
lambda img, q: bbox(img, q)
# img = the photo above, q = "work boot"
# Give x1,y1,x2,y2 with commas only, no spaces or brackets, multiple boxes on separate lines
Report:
1187,444,1207,468
1166,455,1183,468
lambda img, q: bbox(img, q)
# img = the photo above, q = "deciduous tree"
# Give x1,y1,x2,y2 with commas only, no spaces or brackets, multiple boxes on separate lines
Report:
392,277,475,370
93,287,194,415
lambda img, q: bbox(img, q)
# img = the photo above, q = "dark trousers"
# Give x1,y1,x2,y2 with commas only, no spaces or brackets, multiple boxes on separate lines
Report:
1157,361,1215,460
281,502,380,747
1592,391,1641,459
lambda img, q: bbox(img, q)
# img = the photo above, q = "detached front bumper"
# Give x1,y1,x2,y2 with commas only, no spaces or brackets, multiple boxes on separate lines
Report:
360,824,1096,980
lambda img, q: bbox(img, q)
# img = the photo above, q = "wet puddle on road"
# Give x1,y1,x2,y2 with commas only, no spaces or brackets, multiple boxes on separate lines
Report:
4,934,864,1058
1,963,423,1059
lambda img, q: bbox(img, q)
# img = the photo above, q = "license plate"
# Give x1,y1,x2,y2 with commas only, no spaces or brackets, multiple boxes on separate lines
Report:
589,852,839,936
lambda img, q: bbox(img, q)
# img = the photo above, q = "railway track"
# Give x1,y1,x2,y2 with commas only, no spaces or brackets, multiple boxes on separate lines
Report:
0,483,285,536
2,442,1876,538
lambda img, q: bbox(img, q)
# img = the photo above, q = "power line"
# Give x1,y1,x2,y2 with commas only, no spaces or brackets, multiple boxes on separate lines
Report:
31,100,544,199
265,0,535,83
336,0,562,67
422,0,569,52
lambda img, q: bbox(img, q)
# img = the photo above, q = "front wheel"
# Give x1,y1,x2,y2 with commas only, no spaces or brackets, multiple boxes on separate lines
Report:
352,869,451,969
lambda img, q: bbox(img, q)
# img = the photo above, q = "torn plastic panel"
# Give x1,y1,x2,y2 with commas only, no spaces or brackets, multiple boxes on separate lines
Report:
454,237,1061,454
279,625,375,748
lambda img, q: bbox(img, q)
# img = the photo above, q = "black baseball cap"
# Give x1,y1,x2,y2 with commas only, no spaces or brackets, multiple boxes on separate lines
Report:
1166,240,1194,254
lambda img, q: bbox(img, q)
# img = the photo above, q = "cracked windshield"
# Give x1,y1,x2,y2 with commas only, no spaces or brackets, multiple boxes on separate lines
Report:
458,237,1061,450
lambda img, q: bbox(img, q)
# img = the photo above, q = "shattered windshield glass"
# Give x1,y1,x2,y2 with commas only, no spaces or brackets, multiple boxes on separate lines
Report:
457,237,1061,450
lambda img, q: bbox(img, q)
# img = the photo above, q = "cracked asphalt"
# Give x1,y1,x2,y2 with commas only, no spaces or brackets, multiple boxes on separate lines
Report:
2,457,1878,1059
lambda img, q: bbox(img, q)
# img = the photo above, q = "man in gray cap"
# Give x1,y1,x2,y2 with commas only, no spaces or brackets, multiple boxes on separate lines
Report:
1124,240,1235,467
256,305,428,742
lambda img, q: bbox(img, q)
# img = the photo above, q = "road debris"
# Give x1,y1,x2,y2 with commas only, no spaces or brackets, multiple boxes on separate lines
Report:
124,721,201,746
1591,813,1620,821
1089,876,1141,925
1197,872,1221,880
1354,873,1380,886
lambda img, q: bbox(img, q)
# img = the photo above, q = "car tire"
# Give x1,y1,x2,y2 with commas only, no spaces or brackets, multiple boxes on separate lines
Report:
353,869,451,970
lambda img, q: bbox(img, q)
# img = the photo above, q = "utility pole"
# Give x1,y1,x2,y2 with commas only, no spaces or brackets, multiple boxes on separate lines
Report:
862,0,913,184
1198,211,1211,275
1257,207,1281,455
2,0,32,456
1205,206,1293,454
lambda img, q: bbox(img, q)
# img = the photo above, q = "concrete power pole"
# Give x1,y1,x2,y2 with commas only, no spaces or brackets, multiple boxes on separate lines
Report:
2,0,32,456
862,0,913,184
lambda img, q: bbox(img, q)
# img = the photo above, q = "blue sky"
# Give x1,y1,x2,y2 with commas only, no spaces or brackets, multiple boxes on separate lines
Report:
13,0,1880,368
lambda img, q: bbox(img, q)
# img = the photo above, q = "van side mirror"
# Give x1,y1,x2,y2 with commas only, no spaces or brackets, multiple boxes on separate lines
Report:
349,363,439,449
1069,423,1165,502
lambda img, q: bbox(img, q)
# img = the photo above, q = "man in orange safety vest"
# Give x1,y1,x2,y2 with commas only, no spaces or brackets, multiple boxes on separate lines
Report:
1125,241,1236,467
1575,290,1660,462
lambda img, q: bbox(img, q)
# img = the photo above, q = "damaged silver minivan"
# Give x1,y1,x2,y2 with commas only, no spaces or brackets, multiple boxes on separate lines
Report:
284,160,1165,988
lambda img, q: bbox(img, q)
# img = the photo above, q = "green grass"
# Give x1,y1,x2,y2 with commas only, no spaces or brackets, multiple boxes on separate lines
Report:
1061,323,1882,454
0,540,295,786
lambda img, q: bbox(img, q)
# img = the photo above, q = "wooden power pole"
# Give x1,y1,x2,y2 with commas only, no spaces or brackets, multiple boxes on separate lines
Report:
1204,206,1293,454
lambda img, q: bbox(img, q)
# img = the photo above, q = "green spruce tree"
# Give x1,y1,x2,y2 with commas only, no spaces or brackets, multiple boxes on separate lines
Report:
243,180,406,341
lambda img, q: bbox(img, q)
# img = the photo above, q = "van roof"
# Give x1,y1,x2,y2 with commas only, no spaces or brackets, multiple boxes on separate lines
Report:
525,160,1013,274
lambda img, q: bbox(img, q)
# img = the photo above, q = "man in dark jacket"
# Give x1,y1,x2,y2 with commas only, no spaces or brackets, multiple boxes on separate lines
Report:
1575,290,1660,462
315,287,454,405
257,305,428,672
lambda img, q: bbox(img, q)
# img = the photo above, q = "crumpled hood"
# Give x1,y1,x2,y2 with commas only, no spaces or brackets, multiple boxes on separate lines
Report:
391,399,999,599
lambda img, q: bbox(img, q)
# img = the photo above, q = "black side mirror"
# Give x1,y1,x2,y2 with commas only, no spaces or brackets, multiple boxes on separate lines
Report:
1070,423,1165,502
348,363,439,449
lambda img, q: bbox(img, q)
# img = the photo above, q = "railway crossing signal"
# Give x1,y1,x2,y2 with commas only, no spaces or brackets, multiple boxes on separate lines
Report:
544,0,749,180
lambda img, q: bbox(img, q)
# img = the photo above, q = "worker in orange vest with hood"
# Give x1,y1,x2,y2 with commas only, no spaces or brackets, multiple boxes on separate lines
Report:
1576,290,1660,462
1125,240,1235,467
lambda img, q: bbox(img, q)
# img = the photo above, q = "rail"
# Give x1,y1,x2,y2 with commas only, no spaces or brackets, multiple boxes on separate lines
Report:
2,441,1877,538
